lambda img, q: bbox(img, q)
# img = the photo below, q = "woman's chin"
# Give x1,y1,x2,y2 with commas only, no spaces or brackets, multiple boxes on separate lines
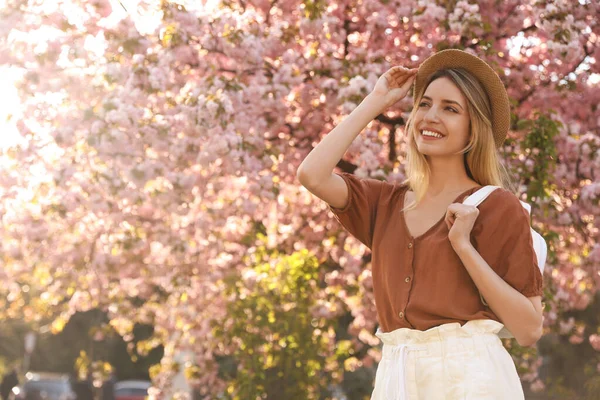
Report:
417,147,458,158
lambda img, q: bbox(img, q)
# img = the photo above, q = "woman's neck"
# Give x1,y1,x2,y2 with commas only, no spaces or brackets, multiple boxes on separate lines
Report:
425,156,478,196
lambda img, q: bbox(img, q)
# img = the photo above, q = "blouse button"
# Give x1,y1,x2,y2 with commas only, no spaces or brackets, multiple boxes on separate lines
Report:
405,277,411,283
407,242,413,249
398,311,404,319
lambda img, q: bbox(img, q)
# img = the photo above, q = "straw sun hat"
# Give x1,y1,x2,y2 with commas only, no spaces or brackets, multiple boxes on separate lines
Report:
413,49,511,148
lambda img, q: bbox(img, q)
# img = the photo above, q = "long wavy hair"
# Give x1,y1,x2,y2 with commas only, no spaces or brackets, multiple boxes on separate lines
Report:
402,68,515,212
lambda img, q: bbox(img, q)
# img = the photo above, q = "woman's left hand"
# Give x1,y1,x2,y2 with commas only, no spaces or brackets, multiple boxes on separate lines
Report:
445,203,480,248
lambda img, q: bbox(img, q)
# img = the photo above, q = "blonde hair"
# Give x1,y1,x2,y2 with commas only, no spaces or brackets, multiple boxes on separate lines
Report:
402,68,515,212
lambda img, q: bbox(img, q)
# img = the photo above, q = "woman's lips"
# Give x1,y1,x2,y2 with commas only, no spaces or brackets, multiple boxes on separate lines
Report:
421,131,445,141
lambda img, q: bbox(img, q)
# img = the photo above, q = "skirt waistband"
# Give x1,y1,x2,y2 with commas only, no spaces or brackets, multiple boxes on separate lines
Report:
375,319,505,346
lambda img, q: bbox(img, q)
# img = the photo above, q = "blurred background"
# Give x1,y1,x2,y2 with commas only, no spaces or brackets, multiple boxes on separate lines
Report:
0,0,599,399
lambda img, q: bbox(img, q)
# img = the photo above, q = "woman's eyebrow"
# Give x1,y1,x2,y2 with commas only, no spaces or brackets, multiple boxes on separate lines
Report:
421,96,464,110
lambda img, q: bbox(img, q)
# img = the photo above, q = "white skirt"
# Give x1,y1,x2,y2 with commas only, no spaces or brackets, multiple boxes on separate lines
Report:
371,319,525,400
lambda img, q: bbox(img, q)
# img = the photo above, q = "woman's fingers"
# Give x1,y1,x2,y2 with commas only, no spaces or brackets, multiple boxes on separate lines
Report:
391,67,418,77
373,66,418,101
445,206,458,225
389,68,417,87
389,73,415,92
400,74,416,91
389,72,411,88
390,70,414,82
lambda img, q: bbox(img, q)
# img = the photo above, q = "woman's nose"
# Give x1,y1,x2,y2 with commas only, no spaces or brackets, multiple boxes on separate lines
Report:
423,106,440,122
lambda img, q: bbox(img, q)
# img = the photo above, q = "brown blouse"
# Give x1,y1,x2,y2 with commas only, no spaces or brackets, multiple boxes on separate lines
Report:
328,172,544,333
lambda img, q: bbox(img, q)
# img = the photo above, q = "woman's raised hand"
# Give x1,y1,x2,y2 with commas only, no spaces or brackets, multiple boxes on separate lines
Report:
370,66,418,109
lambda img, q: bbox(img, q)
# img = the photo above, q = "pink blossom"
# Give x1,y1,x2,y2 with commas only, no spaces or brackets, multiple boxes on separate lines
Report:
589,334,600,351
1,0,598,396
530,379,545,392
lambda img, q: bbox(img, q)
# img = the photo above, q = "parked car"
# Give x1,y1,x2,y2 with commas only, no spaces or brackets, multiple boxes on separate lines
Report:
12,372,76,400
113,380,150,400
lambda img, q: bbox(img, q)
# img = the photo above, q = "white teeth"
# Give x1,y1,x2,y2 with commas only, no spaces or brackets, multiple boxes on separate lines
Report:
422,130,443,138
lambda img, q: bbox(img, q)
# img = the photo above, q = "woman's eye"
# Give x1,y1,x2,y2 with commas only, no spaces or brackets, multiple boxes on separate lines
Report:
447,107,458,113
419,102,429,107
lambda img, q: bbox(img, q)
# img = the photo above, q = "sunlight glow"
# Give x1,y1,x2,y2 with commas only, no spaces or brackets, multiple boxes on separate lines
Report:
0,67,24,150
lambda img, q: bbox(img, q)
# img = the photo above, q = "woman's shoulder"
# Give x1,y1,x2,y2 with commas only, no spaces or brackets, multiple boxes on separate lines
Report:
472,187,534,242
477,186,529,219
394,180,410,190
388,180,410,198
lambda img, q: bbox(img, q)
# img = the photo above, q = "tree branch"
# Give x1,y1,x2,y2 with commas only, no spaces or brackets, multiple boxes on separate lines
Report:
374,114,405,162
374,114,405,125
265,0,279,25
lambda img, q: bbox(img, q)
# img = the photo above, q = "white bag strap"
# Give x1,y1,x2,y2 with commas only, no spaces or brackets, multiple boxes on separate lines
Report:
464,186,534,218
462,185,501,207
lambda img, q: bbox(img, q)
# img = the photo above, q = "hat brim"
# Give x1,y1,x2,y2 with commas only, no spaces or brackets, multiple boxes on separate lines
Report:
413,49,510,148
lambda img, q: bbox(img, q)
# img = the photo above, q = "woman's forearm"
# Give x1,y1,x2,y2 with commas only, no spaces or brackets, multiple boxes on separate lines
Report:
297,94,385,186
452,242,542,347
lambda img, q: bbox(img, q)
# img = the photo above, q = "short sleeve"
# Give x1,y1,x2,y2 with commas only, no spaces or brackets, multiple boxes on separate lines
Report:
471,189,544,298
327,172,384,249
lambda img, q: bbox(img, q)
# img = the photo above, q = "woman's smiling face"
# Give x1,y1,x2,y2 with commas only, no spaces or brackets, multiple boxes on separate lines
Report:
413,77,471,157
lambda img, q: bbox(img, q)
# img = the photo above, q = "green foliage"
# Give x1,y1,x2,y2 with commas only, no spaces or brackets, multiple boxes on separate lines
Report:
303,0,327,20
584,375,600,400
0,311,161,382
212,248,340,400
533,292,600,400
516,111,561,206
544,375,579,400
515,111,561,265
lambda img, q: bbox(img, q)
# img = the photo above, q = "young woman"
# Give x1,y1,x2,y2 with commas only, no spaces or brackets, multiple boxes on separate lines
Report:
297,49,544,399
